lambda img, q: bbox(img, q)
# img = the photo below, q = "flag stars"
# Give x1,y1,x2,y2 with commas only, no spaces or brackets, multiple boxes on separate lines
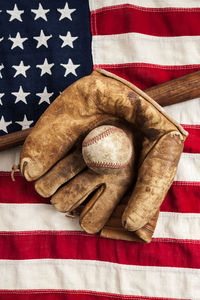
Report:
60,59,80,77
12,61,30,77
6,4,24,22
12,86,30,104
0,64,4,78
36,58,54,76
16,115,34,130
33,30,52,48
8,32,28,50
0,93,5,105
31,3,50,21
0,116,12,133
57,3,76,21
59,31,78,48
36,87,54,104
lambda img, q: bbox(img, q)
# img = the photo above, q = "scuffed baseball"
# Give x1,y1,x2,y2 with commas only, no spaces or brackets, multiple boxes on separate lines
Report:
82,125,133,174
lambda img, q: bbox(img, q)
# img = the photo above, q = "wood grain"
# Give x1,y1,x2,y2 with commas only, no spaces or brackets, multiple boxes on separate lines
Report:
0,128,32,151
1,70,200,151
145,70,200,107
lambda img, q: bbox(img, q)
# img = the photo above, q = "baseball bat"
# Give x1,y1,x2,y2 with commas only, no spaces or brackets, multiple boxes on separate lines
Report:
0,70,200,151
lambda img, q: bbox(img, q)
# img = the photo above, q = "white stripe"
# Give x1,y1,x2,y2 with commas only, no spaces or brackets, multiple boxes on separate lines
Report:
174,153,200,182
0,203,83,232
0,203,199,240
164,98,200,125
92,33,200,66
0,258,199,298
0,146,21,172
154,212,200,240
89,0,200,11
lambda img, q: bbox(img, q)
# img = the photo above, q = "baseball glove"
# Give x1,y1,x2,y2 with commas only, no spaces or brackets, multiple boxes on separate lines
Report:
20,69,188,242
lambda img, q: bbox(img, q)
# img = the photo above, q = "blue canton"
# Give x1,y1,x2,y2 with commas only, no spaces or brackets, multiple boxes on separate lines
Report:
0,0,92,135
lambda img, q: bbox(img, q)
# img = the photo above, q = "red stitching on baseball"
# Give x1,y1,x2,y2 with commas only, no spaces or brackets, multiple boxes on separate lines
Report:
82,127,124,147
87,157,132,169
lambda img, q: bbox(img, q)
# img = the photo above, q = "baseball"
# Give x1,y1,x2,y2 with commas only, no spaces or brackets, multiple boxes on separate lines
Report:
82,125,133,174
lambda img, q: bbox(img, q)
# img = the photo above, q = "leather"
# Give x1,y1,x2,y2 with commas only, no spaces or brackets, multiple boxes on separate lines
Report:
36,120,136,235
100,203,159,243
20,69,188,242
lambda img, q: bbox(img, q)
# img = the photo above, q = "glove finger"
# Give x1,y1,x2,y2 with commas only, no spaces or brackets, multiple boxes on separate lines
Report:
135,210,159,242
34,146,86,198
122,131,184,231
20,113,106,181
79,181,130,234
50,169,104,213
78,156,134,234
100,204,159,243
50,163,133,234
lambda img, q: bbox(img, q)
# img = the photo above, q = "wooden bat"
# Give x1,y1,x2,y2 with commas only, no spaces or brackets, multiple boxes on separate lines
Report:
0,70,200,151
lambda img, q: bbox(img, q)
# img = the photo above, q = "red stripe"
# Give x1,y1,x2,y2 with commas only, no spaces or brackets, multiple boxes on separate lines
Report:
182,126,200,153
161,182,200,213
0,173,49,204
94,64,200,90
91,5,200,36
0,232,199,269
0,290,190,300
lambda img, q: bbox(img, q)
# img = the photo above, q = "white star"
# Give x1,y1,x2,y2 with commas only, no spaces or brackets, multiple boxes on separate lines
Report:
33,30,52,48
15,115,34,130
6,4,24,22
0,64,4,78
60,59,80,77
36,58,54,76
12,86,30,104
59,31,78,48
36,87,53,104
31,3,50,21
0,37,3,43
12,61,30,77
0,93,5,105
57,3,76,21
0,116,12,133
8,32,28,50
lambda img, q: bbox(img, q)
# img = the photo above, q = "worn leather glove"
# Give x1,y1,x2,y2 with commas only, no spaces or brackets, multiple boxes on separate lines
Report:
20,69,188,242
34,119,137,235
31,119,157,242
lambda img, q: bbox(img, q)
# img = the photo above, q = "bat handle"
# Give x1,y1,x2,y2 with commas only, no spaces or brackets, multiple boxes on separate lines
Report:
0,128,32,151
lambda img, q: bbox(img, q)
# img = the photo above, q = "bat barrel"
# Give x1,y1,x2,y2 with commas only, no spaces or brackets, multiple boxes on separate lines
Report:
146,70,200,106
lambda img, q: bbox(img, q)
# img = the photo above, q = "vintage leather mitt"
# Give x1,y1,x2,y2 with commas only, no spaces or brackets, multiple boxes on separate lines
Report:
30,119,157,243
20,69,188,242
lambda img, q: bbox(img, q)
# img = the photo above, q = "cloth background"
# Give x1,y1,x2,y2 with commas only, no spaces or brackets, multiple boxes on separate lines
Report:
0,0,200,299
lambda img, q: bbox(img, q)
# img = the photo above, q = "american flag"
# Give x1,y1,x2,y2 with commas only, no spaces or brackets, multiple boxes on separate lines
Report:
0,0,200,299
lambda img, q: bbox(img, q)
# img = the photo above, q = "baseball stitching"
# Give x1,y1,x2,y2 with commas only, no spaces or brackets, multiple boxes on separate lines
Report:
82,127,124,147
86,158,132,169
